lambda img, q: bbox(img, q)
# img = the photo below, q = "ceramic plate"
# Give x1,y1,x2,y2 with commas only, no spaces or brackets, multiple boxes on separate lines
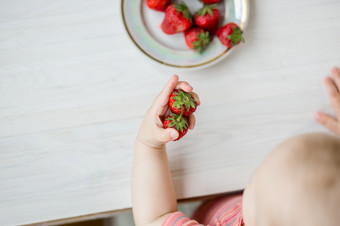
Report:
121,0,249,69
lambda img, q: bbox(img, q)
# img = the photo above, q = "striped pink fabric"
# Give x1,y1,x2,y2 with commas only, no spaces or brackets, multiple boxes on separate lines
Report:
162,193,243,226
162,212,203,226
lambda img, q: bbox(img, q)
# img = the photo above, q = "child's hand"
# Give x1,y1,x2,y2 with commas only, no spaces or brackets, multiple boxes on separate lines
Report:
136,75,200,150
315,67,340,135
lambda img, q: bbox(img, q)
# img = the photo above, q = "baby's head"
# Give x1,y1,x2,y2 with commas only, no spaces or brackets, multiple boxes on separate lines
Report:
242,133,340,226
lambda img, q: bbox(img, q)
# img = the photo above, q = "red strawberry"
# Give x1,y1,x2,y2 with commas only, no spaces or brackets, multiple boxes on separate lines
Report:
194,4,220,34
184,27,210,53
161,3,192,35
169,89,197,116
201,0,220,3
146,0,170,11
216,23,245,48
163,113,189,141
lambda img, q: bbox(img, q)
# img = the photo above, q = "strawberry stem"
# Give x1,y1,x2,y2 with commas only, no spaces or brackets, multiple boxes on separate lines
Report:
177,108,184,122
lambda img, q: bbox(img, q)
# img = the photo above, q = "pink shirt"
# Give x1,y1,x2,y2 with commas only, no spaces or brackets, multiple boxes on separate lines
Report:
162,193,243,226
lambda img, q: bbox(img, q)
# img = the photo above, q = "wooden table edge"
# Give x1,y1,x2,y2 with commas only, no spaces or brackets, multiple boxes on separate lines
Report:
23,190,243,225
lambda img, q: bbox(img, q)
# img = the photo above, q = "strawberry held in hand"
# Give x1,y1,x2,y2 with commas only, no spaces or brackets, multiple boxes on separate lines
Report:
163,113,189,141
146,0,170,11
169,89,197,116
194,4,220,34
161,3,192,35
184,27,210,53
216,22,245,48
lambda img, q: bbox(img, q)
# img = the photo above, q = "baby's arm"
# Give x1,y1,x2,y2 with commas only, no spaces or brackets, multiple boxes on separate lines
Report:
315,67,340,135
132,75,199,226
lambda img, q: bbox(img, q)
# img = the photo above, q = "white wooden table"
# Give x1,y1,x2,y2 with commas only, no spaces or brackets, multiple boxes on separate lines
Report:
1,0,339,225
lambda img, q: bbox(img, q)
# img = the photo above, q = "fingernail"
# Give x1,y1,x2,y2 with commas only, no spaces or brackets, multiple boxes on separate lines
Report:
171,131,178,139
314,112,320,121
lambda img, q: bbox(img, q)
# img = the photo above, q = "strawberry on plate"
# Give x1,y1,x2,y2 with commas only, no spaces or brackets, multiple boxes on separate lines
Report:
201,0,220,4
161,3,192,35
216,22,245,48
146,0,170,11
194,4,220,34
163,112,189,141
184,27,210,53
169,89,197,116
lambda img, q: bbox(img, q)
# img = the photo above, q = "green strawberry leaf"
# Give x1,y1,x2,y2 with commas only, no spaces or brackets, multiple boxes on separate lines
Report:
207,7,213,16
197,4,217,16
175,2,192,22
168,121,175,128
192,30,210,54
166,112,189,133
170,89,197,111
192,40,201,46
228,26,245,46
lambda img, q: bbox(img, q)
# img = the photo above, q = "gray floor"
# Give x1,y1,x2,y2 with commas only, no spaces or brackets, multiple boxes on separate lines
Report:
110,201,202,226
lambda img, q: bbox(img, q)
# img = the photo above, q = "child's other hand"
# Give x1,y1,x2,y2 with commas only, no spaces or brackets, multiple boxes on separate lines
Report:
315,67,340,135
136,75,200,150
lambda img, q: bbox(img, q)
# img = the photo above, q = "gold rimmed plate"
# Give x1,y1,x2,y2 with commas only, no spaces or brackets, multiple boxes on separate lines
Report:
121,0,249,70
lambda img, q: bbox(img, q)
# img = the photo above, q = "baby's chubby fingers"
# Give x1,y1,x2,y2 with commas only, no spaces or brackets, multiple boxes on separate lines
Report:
189,91,201,106
155,126,179,143
324,76,340,118
314,112,340,135
175,81,193,93
153,75,179,109
331,67,340,89
188,114,196,130
153,76,200,111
